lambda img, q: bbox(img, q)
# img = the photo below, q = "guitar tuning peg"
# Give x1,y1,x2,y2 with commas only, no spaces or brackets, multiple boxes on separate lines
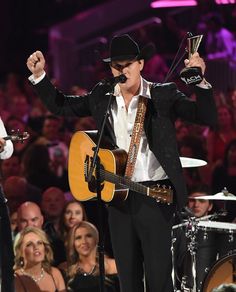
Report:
162,184,166,189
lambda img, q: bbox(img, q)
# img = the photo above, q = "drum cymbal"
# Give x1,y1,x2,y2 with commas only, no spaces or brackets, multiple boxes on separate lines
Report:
197,189,236,201
180,157,207,168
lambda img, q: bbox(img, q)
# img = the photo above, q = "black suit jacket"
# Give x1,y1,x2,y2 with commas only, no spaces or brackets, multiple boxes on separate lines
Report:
34,77,217,208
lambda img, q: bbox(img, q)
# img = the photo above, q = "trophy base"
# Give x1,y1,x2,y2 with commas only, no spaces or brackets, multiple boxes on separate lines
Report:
180,67,203,85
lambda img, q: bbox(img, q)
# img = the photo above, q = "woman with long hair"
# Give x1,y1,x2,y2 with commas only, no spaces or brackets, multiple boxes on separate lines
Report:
66,221,119,291
59,200,87,242
14,226,66,292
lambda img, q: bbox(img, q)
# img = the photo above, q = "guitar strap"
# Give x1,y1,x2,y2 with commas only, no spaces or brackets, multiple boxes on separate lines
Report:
124,95,148,178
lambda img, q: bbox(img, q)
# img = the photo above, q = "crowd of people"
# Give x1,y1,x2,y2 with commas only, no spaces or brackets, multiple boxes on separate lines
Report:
0,5,235,292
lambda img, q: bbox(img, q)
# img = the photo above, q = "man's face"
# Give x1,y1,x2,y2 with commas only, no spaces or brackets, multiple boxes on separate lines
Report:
41,189,65,219
42,118,60,140
188,192,213,218
17,205,44,231
110,59,144,90
1,156,21,179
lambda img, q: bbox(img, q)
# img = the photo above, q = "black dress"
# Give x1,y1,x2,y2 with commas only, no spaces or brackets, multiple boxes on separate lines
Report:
67,273,120,292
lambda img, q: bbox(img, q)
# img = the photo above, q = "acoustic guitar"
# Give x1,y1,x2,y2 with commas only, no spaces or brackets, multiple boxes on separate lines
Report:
68,131,173,204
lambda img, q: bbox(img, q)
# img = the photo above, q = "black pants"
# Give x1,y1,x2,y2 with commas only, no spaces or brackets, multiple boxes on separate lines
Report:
108,187,175,292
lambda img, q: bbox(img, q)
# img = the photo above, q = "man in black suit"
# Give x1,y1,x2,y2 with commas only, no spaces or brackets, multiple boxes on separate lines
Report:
27,34,217,292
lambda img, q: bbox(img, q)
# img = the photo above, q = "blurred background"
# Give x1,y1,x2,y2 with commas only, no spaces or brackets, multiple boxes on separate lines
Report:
1,0,235,91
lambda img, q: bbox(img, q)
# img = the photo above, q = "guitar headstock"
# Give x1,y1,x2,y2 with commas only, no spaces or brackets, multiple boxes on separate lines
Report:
9,130,30,143
149,185,173,204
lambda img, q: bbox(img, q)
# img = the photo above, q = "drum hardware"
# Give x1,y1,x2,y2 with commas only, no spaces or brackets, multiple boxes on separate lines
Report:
172,214,220,292
228,231,234,243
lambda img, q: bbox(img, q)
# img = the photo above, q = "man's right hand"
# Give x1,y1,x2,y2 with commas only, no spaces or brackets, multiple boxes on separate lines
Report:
27,50,45,79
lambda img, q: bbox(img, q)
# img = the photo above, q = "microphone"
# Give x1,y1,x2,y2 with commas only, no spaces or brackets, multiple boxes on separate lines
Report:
100,74,127,86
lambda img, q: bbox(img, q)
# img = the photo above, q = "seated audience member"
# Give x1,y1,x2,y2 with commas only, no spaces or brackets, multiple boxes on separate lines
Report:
207,105,236,169
211,139,236,222
9,93,30,124
17,202,44,231
14,226,66,292
41,187,66,265
0,154,21,182
36,115,68,169
59,200,87,243
65,221,119,292
56,200,88,271
4,176,42,213
21,143,66,192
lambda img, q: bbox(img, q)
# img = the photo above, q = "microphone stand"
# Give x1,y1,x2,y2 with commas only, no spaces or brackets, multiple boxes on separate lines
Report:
86,85,115,292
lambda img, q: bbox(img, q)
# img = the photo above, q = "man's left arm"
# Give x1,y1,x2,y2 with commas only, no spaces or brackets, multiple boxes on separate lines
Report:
0,118,13,160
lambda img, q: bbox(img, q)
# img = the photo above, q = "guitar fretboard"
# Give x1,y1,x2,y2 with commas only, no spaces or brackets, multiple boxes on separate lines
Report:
102,169,149,195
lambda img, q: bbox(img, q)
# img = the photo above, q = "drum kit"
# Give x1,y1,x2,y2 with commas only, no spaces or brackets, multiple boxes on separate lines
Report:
172,158,236,292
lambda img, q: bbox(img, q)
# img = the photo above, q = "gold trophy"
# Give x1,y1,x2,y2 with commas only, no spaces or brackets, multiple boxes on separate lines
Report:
180,34,204,85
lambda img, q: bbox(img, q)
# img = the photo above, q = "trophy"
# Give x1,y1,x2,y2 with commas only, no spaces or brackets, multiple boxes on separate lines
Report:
180,34,203,85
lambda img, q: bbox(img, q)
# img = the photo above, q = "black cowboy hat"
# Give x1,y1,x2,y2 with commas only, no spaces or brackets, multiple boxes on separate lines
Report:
103,34,155,63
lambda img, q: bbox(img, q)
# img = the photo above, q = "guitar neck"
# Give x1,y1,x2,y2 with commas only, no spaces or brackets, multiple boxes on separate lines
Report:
103,170,148,195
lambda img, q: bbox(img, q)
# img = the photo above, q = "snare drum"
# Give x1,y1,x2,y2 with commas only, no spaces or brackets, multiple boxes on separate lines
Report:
201,253,236,292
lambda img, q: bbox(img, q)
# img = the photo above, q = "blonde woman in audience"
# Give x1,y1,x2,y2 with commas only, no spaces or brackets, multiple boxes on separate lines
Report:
14,226,66,292
65,221,119,292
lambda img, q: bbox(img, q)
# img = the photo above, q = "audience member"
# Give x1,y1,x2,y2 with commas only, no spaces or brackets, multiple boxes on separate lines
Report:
21,143,66,191
3,176,27,213
9,94,30,123
3,176,42,213
59,200,87,243
37,115,68,162
17,202,44,231
41,187,66,265
204,12,235,63
14,226,66,292
0,154,21,182
211,139,236,223
65,221,119,292
207,105,236,169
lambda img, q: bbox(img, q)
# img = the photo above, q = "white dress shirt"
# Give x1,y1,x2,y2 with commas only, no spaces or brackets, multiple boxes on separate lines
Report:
0,118,13,160
110,77,168,182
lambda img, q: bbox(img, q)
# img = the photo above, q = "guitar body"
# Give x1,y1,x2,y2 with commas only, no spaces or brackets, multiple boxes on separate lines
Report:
68,131,128,202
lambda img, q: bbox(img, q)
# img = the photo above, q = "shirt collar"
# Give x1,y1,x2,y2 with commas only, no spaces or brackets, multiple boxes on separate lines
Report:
112,77,152,99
